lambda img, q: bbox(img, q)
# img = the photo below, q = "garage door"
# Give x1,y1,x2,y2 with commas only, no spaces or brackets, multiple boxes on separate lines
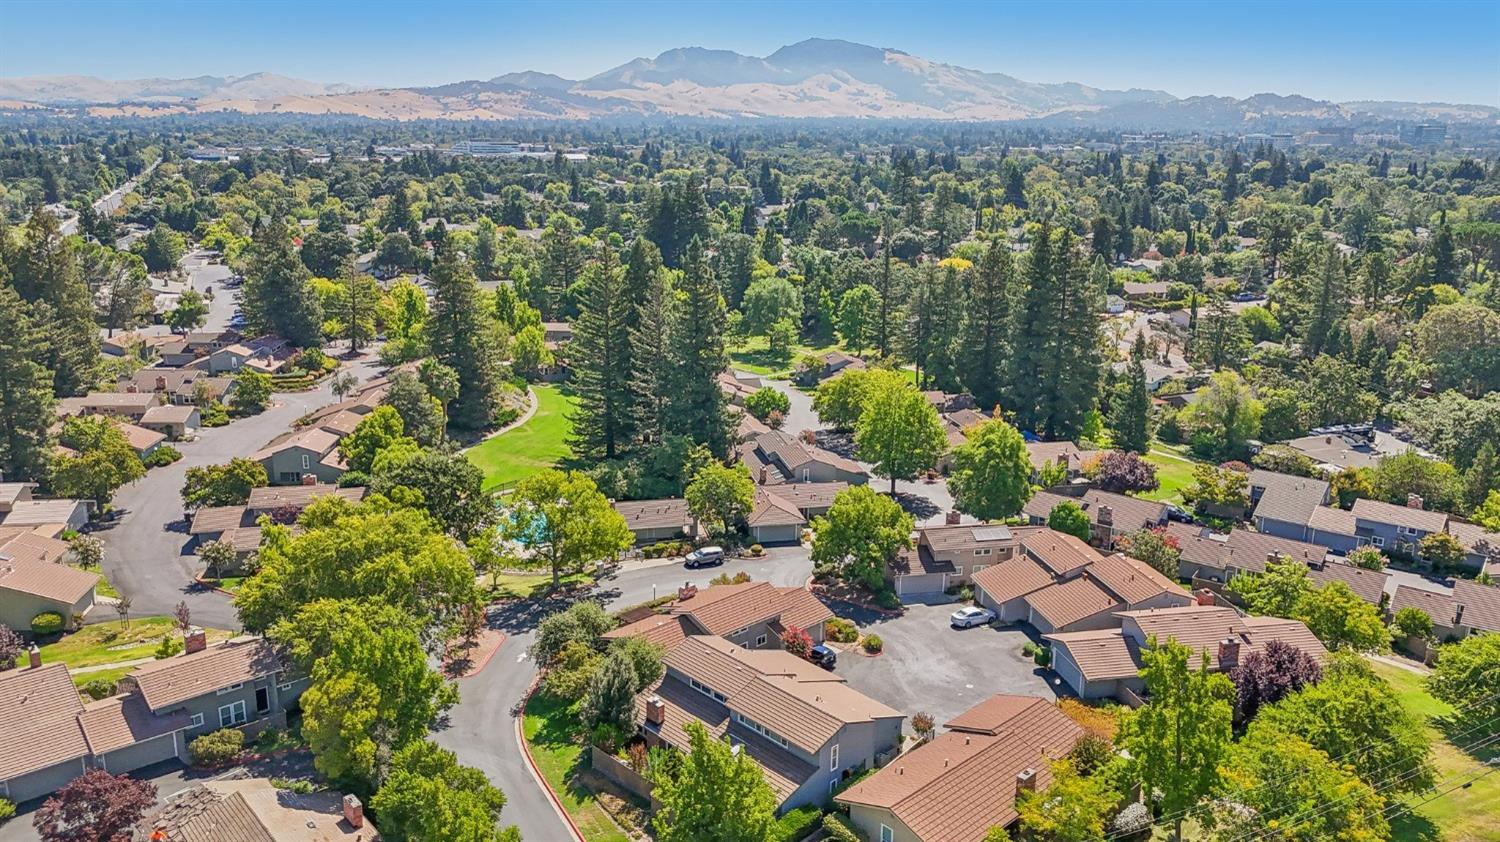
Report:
896,573,948,600
99,731,181,775
1052,648,1086,697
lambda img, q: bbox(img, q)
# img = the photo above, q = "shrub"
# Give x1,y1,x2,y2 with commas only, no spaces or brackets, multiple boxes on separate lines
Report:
1067,733,1115,775
825,618,858,643
82,678,117,700
188,728,245,766
0,624,20,670
781,625,813,658
861,634,883,653
154,636,183,659
822,813,863,842
143,446,182,468
750,543,764,556
1032,646,1051,667
30,611,64,636
0,796,13,823
1021,641,1041,657
199,402,230,427
1393,606,1434,641
710,570,753,586
772,806,824,842
875,589,901,610
1057,698,1121,741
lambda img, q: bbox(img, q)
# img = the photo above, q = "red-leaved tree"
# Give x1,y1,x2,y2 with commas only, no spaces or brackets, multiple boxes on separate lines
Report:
780,625,812,658
34,769,157,842
1092,450,1160,494
1229,639,1323,722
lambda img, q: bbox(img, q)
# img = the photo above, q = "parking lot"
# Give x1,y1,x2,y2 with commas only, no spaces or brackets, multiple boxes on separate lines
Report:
834,602,1059,727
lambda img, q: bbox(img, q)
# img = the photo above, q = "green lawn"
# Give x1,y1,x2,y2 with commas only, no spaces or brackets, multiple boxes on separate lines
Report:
486,570,594,600
466,385,578,492
727,335,842,378
1140,443,1203,504
1369,661,1500,842
40,616,234,674
94,575,120,599
522,691,631,842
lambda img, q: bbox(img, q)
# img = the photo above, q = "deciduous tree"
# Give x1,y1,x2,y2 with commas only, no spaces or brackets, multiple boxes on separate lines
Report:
33,769,155,842
370,740,520,842
810,485,913,591
652,721,777,842
855,379,947,493
684,461,755,539
948,417,1034,521
505,470,633,587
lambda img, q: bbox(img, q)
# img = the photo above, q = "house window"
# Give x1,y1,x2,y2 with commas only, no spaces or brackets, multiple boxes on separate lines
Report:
880,825,894,842
255,686,271,714
802,468,810,482
830,743,839,771
952,564,964,575
974,548,992,556
830,779,839,795
189,713,204,728
218,700,247,728
216,683,243,696
1371,536,1385,548
278,682,293,692
301,454,311,470
755,634,767,647
972,565,988,574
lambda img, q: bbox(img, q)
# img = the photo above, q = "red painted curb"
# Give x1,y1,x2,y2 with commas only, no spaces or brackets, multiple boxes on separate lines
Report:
517,673,586,842
192,575,236,597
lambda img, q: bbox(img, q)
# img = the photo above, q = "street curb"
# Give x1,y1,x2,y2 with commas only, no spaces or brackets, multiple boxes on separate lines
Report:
517,675,586,842
192,575,236,598
445,630,506,679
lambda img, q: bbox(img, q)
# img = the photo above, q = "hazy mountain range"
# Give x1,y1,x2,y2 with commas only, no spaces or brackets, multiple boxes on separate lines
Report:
3,39,1494,127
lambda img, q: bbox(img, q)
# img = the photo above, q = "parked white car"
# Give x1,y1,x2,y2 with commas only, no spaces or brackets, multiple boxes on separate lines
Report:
950,606,995,629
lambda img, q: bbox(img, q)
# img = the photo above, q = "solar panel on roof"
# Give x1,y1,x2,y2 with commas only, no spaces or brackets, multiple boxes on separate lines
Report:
970,526,1013,542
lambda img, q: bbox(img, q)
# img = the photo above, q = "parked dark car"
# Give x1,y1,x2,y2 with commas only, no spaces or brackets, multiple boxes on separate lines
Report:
809,644,837,670
1166,504,1195,524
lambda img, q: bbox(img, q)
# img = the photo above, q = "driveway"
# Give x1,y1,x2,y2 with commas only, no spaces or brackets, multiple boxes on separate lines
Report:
833,603,1058,728
435,545,816,842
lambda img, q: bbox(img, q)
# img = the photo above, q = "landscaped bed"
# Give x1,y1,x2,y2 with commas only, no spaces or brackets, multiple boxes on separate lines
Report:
467,384,578,492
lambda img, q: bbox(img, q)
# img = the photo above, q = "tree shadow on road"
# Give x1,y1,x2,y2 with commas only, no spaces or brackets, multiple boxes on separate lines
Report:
890,491,942,521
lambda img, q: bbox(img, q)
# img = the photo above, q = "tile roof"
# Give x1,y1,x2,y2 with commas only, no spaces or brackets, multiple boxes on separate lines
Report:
0,664,89,781
1307,505,1358,537
764,481,847,511
612,498,693,533
1248,470,1330,527
1024,575,1122,629
1023,490,1166,533
1087,553,1183,605
971,555,1055,605
78,693,191,755
836,696,1083,841
747,489,806,528
1,499,88,527
602,614,693,650
127,638,285,712
1044,628,1144,680
189,505,249,535
670,582,786,636
141,404,197,424
0,554,99,603
157,790,276,842
773,586,835,634
1021,529,1100,575
250,427,341,462
1389,585,1458,627
0,530,70,565
246,484,365,512
1453,580,1500,633
1305,561,1389,606
1350,498,1451,534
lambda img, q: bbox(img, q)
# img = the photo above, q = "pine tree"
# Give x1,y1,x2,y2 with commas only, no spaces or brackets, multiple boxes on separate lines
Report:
1009,229,1103,439
629,250,673,447
0,281,55,481
1305,244,1346,358
571,244,636,459
873,235,903,357
539,219,584,319
958,239,1016,412
427,249,503,430
8,209,99,396
242,217,323,347
665,237,732,456
1111,334,1152,453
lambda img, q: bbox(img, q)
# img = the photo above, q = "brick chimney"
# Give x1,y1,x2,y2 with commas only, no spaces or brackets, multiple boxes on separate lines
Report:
645,695,665,726
28,643,41,669
342,794,364,828
946,510,960,525
1097,505,1113,526
758,466,768,485
125,384,137,393
1194,588,1216,607
155,375,167,391
1406,494,1424,510
301,473,318,486
184,627,207,654
678,583,698,601
1016,767,1038,794
1217,637,1241,667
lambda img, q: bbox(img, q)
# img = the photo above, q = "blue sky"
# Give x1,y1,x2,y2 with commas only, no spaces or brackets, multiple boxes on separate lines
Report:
3,0,1498,104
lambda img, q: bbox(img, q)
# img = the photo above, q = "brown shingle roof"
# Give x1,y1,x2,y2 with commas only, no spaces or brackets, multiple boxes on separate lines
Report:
1351,498,1450,534
1022,489,1166,533
189,505,248,535
1024,575,1122,629
250,427,341,462
612,498,692,533
1087,553,1183,605
141,404,197,425
1021,528,1101,575
765,482,847,511
772,586,834,634
971,555,1055,605
891,544,954,576
1248,469,1330,527
747,489,806,528
0,664,89,780
245,484,365,512
1223,529,1330,573
1453,580,1500,633
601,614,692,650
1306,561,1389,606
1307,505,1358,537
1044,628,1144,681
1390,585,1458,627
836,696,1083,841
127,638,285,712
0,554,99,603
0,530,70,565
670,582,785,636
160,791,277,842
78,692,191,755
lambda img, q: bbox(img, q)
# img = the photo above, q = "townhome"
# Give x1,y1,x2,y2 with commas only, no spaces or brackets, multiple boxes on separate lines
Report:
794,351,866,385
114,420,167,459
605,581,834,651
1348,497,1450,558
207,336,295,375
251,428,346,485
246,483,366,518
1021,489,1168,548
0,664,96,803
1164,522,1390,605
1247,469,1331,541
0,545,99,631
1045,604,1327,703
1389,579,1500,642
746,482,846,544
1025,441,1101,478
718,371,764,406
139,404,201,439
613,498,695,545
55,391,161,422
119,633,308,743
836,695,1085,842
886,520,1029,600
972,528,1192,633
740,431,869,486
119,368,234,407
636,635,904,811
0,484,90,532
142,777,379,841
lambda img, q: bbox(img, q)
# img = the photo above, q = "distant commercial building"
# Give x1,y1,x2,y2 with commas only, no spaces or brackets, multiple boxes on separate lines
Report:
1405,124,1447,144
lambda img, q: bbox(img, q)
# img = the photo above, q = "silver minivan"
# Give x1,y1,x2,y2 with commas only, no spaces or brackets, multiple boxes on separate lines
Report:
684,546,725,569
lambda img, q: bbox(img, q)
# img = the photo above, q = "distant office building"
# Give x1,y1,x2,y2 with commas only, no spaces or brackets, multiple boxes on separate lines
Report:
1405,124,1447,144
